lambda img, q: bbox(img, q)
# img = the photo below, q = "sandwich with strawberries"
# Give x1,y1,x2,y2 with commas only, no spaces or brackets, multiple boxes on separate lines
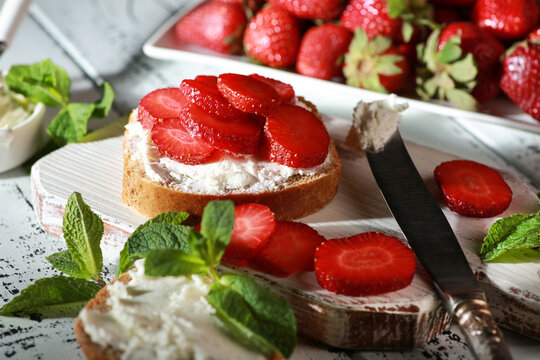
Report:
122,73,341,220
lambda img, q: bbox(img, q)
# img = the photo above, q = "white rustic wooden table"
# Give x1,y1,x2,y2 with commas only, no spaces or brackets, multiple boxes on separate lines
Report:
1,1,539,359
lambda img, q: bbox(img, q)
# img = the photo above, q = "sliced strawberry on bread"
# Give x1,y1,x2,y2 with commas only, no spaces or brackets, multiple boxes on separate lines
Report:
434,160,513,218
264,104,330,168
315,232,416,296
249,221,326,277
151,117,214,165
248,74,295,104
222,203,276,266
217,73,281,116
138,88,188,130
179,103,261,155
180,78,242,120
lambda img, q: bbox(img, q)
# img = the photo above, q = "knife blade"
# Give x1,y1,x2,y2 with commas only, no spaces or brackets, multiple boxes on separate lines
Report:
365,129,512,360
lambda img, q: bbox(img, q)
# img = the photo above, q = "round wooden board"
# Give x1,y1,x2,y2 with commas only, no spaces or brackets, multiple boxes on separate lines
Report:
30,116,540,349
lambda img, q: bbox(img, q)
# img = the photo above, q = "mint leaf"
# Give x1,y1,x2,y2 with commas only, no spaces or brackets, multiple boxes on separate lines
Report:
198,200,234,267
481,214,540,262
91,82,114,118
117,222,193,275
144,249,209,277
132,211,190,237
63,192,103,280
47,102,95,145
0,276,100,319
46,250,84,278
5,59,70,107
207,274,296,358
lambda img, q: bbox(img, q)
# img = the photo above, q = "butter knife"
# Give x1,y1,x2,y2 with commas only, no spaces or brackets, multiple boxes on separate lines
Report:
364,129,512,360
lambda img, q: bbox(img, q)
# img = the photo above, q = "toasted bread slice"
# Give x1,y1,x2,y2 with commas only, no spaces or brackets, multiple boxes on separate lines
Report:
74,273,282,360
122,110,341,220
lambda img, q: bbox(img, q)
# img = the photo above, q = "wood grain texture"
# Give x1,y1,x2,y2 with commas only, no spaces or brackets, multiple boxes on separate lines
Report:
30,116,540,349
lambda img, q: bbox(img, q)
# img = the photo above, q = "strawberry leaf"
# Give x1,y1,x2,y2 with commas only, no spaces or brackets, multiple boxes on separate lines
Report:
376,55,404,76
402,21,414,43
436,35,462,64
448,53,477,83
387,0,407,18
446,89,478,111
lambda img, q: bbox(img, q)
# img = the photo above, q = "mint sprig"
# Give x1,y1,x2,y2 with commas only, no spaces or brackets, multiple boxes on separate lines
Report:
142,200,297,358
5,59,114,146
480,213,540,262
1,192,105,318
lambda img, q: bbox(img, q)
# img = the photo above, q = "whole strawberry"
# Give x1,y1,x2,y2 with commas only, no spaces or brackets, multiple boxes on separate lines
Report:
500,42,540,121
340,0,403,42
268,0,346,20
416,22,504,110
175,1,247,54
343,29,409,94
296,24,353,80
243,4,300,68
472,0,540,41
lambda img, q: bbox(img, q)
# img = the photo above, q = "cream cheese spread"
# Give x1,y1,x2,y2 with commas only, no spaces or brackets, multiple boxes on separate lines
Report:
346,94,408,152
125,110,335,195
79,260,265,360
0,76,34,129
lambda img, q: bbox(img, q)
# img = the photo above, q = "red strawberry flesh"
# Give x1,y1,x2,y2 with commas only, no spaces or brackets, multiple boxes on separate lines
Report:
249,221,326,277
179,102,261,155
217,73,281,116
222,203,276,266
248,74,295,103
180,78,242,120
264,104,330,168
138,88,188,130
151,117,214,165
434,160,513,217
314,232,416,296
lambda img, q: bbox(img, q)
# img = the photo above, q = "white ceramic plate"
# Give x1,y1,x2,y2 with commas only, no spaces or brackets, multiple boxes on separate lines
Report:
142,0,540,134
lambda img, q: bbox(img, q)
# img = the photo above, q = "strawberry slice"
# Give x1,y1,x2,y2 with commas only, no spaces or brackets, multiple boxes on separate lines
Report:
217,73,281,116
248,74,295,103
151,117,214,165
138,88,188,130
180,78,242,120
314,232,416,296
434,160,513,218
248,221,325,277
180,102,261,155
222,203,276,266
264,104,330,168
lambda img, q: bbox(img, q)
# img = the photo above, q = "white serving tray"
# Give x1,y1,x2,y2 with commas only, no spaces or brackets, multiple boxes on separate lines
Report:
142,0,540,134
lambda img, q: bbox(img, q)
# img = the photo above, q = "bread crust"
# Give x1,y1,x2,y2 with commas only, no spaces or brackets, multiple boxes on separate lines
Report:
122,110,341,220
74,274,132,360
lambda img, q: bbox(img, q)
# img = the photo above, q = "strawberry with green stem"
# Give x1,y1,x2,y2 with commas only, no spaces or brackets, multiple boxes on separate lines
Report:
343,28,409,94
416,22,504,110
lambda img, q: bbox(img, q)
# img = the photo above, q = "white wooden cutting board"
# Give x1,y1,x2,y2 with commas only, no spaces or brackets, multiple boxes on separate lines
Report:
30,116,540,349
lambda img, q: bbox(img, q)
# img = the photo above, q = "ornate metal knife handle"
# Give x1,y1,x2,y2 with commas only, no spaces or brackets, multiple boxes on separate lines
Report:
449,292,512,360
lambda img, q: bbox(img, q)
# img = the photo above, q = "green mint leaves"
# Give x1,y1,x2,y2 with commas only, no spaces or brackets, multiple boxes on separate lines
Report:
5,59,114,146
117,211,192,276
133,200,296,358
480,214,540,262
62,192,104,280
1,192,105,318
0,276,101,319
208,274,297,358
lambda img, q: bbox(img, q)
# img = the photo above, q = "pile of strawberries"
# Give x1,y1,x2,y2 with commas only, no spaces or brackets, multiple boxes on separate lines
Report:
175,0,540,121
138,73,330,168
220,203,417,296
